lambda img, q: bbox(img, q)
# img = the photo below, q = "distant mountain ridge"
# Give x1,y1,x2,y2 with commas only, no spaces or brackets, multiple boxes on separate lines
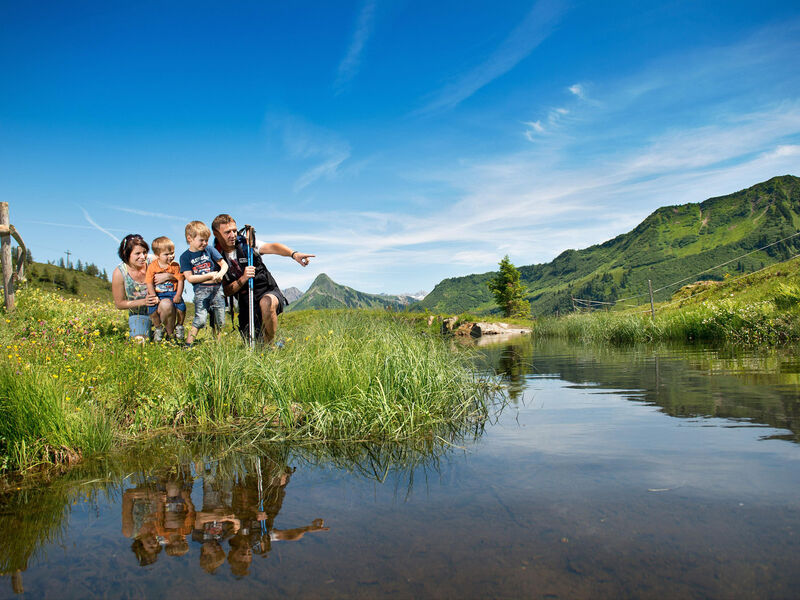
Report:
415,175,800,316
288,273,417,311
282,286,303,304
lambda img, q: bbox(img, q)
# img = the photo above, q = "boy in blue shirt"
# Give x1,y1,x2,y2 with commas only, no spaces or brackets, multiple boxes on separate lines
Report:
179,221,229,346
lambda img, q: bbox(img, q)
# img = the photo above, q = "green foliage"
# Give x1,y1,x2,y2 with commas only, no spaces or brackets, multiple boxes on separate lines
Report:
487,256,531,318
773,283,800,310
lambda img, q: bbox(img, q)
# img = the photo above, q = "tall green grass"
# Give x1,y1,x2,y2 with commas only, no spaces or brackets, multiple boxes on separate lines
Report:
0,287,495,473
533,258,800,344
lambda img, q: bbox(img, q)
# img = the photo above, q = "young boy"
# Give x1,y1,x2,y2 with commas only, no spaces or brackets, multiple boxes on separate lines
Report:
145,236,186,342
179,221,228,346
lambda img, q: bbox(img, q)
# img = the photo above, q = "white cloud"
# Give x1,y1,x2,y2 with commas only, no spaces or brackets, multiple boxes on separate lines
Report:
267,114,352,192
418,0,568,114
109,206,187,221
28,220,128,233
293,152,350,192
523,120,545,140
568,83,585,98
335,0,377,92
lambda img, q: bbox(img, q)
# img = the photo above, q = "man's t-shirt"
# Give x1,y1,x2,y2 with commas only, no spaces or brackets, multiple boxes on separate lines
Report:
179,246,223,287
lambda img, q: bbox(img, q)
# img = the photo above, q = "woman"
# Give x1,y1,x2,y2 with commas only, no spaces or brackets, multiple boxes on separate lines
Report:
111,234,160,340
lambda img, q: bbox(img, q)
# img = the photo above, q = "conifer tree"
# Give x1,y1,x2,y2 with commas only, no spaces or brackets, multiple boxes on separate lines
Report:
487,255,531,318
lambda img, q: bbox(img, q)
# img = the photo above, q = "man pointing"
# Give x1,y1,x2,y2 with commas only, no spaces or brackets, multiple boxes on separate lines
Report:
212,213,314,344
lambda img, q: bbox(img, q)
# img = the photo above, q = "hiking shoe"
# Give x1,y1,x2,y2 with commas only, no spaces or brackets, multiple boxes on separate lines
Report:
153,326,164,342
175,325,185,341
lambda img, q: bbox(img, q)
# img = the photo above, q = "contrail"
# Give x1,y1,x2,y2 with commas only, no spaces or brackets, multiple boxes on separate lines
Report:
81,207,120,243
29,220,127,232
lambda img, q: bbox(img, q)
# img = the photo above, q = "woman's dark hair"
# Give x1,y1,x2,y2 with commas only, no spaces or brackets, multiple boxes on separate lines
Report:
117,234,148,263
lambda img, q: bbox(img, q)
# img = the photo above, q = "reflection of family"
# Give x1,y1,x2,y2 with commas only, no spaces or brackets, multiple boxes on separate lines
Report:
112,213,314,346
121,459,328,575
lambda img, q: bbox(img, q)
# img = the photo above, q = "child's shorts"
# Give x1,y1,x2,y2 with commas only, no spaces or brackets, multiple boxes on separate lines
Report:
147,292,187,315
192,285,226,330
128,314,152,339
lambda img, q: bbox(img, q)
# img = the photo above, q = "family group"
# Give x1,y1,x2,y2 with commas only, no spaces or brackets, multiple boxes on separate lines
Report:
111,213,314,346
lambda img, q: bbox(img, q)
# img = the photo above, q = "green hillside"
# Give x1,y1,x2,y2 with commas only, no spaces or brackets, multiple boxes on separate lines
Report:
18,261,113,303
288,273,410,311
533,254,800,345
416,175,800,316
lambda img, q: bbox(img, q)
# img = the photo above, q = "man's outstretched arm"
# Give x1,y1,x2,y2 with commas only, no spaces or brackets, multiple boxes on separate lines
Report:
257,242,315,267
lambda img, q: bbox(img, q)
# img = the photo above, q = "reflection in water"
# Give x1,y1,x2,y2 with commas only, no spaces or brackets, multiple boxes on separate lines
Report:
479,337,800,441
0,434,469,594
119,455,329,576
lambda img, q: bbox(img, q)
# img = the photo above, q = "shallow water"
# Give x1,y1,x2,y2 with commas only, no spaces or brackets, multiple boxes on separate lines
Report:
2,338,800,599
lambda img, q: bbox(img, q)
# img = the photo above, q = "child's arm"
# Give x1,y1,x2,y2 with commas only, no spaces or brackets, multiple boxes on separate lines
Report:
182,271,218,284
145,264,157,297
211,258,228,283
174,276,184,302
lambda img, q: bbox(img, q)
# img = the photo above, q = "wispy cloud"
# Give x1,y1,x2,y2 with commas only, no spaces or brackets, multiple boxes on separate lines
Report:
334,0,376,92
109,206,187,221
418,0,568,114
293,152,350,192
523,120,544,140
267,114,352,192
28,220,128,233
522,107,569,139
567,83,585,99
80,207,120,243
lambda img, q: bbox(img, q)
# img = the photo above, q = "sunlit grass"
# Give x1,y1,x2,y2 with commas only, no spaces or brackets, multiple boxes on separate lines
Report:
533,257,800,344
0,287,495,473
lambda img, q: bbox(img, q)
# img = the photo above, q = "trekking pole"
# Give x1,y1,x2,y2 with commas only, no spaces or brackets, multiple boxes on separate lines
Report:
245,225,256,349
255,459,267,537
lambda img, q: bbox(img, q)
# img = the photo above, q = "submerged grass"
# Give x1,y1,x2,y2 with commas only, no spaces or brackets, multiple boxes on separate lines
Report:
533,256,800,345
0,287,495,474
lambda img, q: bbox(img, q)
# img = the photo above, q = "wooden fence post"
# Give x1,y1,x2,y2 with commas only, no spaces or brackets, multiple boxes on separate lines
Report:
648,279,655,319
1,202,14,312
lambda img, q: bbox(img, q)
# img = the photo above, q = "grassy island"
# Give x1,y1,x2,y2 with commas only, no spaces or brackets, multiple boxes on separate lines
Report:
533,256,800,345
0,287,494,474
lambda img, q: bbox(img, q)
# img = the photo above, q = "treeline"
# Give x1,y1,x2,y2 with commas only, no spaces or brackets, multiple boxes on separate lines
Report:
12,247,110,296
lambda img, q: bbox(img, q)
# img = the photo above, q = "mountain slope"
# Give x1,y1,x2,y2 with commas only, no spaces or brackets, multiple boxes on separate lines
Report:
288,273,411,311
416,175,800,316
282,286,303,304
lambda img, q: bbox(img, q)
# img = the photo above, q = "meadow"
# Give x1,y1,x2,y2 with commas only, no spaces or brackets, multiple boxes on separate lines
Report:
0,287,495,475
533,256,800,344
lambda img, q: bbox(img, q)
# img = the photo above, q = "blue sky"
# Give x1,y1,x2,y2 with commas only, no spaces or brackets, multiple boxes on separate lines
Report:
2,0,799,294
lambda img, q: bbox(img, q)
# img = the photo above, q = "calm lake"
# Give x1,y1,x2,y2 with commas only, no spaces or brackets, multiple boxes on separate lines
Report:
2,338,799,599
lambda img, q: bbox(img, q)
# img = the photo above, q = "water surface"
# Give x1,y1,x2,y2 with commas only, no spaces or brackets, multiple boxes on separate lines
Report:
2,339,799,599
